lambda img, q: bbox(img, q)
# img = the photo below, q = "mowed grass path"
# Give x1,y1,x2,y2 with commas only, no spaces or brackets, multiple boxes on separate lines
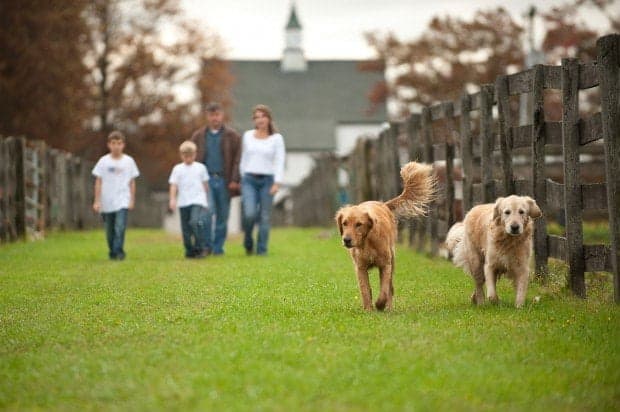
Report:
1,228,619,411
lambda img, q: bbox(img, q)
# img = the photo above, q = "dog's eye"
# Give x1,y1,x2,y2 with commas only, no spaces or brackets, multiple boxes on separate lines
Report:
504,210,511,215
355,222,363,228
342,221,348,226
519,209,525,215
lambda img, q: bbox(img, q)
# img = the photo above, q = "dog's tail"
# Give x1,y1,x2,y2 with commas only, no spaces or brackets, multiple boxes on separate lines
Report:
385,161,437,219
444,222,464,260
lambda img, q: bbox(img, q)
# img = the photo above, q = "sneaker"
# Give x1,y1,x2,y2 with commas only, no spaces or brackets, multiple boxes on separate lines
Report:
194,251,208,259
245,248,253,256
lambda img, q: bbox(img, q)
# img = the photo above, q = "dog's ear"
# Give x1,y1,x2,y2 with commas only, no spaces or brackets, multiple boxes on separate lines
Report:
365,213,374,231
493,197,505,224
335,210,344,235
526,197,542,219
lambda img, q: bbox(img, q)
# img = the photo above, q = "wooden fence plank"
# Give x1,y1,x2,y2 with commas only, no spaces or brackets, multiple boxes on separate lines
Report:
562,57,586,298
496,75,515,196
422,106,438,255
480,84,495,203
459,93,474,213
597,34,620,303
532,64,549,276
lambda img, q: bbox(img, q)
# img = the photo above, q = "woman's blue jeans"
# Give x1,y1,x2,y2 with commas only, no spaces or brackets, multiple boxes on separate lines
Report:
241,173,274,255
179,204,208,257
102,208,128,259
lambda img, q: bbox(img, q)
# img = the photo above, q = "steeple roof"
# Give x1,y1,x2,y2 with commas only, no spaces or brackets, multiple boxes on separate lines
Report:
286,4,302,29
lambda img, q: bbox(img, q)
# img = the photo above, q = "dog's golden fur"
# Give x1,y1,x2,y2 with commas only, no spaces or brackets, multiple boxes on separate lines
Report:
445,195,542,308
335,162,436,311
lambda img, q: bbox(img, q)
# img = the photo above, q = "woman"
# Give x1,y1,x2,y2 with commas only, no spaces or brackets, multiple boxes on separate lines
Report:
240,104,286,255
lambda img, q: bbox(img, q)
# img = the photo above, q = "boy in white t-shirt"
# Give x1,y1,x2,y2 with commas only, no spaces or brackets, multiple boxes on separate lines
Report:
92,131,140,260
169,141,210,258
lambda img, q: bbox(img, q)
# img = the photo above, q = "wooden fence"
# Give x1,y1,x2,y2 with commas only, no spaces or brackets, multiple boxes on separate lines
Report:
278,34,620,302
0,136,167,243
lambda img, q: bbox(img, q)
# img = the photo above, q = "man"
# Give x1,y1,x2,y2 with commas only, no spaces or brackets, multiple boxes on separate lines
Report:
190,102,241,255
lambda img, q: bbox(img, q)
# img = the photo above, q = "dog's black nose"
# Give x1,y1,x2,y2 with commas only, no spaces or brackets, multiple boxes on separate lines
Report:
510,224,520,234
343,237,352,248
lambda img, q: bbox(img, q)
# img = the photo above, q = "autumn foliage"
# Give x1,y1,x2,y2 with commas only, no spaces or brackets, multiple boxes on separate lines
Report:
0,0,232,188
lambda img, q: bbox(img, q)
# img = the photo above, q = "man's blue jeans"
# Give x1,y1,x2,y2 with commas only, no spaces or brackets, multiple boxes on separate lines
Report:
179,204,208,257
205,176,231,254
241,173,274,255
102,208,128,259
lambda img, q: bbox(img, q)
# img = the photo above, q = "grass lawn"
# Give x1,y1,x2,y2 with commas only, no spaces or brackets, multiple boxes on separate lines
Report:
1,228,618,411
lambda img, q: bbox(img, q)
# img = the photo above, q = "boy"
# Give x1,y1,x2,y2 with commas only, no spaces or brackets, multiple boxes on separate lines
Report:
168,141,210,258
92,131,140,260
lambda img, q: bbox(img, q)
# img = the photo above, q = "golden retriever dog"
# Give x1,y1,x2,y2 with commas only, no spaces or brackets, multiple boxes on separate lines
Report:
445,195,542,308
335,162,436,311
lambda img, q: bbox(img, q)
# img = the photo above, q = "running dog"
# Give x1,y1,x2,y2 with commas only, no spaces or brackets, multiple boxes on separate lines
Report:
335,162,436,311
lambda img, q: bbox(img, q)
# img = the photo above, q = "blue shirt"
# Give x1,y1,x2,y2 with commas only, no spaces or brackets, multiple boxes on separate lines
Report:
205,128,224,175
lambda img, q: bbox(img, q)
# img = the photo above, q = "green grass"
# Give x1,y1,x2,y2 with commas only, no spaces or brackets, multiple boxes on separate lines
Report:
1,228,619,411
547,220,612,245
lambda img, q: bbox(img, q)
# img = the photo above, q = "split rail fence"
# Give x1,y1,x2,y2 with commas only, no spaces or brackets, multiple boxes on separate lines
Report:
280,34,620,302
1,136,166,243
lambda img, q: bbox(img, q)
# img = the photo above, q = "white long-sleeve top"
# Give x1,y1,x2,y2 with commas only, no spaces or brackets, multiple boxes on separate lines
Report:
239,130,286,183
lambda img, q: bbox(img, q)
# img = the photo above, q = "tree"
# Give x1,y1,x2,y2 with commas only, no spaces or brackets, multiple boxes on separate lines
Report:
83,0,232,186
362,8,524,117
0,0,92,150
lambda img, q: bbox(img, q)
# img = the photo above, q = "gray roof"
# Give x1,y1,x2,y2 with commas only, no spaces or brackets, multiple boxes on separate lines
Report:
228,60,386,151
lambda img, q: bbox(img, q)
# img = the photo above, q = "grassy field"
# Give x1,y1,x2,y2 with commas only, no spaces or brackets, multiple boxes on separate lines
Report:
1,228,618,411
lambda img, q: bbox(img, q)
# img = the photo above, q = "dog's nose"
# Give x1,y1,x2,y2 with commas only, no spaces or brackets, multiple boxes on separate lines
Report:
343,237,352,248
510,223,520,234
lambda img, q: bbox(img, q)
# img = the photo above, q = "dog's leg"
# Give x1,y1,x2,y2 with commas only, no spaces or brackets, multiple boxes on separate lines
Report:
356,266,373,311
513,267,529,308
376,261,393,311
469,259,485,305
484,261,499,303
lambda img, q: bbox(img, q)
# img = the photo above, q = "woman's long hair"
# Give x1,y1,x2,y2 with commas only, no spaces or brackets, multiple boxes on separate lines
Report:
252,104,277,135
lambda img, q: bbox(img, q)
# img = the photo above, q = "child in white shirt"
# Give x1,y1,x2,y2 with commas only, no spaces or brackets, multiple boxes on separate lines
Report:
92,131,140,260
169,141,210,258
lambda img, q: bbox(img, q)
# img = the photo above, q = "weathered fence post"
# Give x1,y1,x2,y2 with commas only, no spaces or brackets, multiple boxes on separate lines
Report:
532,64,549,277
480,84,495,203
597,34,620,303
495,75,515,196
13,137,27,240
561,57,586,298
421,106,438,255
459,93,474,213
444,102,456,229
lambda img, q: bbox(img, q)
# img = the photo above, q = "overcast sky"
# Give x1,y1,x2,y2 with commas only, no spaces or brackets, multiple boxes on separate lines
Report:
180,0,605,60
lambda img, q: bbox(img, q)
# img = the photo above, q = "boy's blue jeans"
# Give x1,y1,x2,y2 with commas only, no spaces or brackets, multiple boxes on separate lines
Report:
204,176,231,254
179,204,209,257
102,208,128,259
241,173,274,255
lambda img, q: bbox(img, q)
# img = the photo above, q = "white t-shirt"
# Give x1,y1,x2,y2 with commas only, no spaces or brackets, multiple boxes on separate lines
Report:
168,162,209,208
92,154,140,213
239,131,286,183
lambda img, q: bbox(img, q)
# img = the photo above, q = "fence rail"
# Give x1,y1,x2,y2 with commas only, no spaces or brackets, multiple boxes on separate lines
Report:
1,136,166,243
278,34,620,302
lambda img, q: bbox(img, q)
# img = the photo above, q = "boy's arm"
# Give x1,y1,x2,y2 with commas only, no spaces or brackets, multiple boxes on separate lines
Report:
93,177,102,212
169,184,178,211
129,179,136,210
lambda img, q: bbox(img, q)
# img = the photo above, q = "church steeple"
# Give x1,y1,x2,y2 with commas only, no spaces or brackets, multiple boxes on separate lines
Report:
281,3,307,72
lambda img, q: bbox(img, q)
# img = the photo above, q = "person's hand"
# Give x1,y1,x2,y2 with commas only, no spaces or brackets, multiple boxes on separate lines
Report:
169,199,176,211
92,201,101,213
128,199,135,210
228,181,240,191
269,183,280,195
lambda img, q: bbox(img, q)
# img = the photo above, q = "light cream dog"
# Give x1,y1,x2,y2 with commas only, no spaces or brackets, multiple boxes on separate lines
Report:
335,162,436,311
445,195,542,308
